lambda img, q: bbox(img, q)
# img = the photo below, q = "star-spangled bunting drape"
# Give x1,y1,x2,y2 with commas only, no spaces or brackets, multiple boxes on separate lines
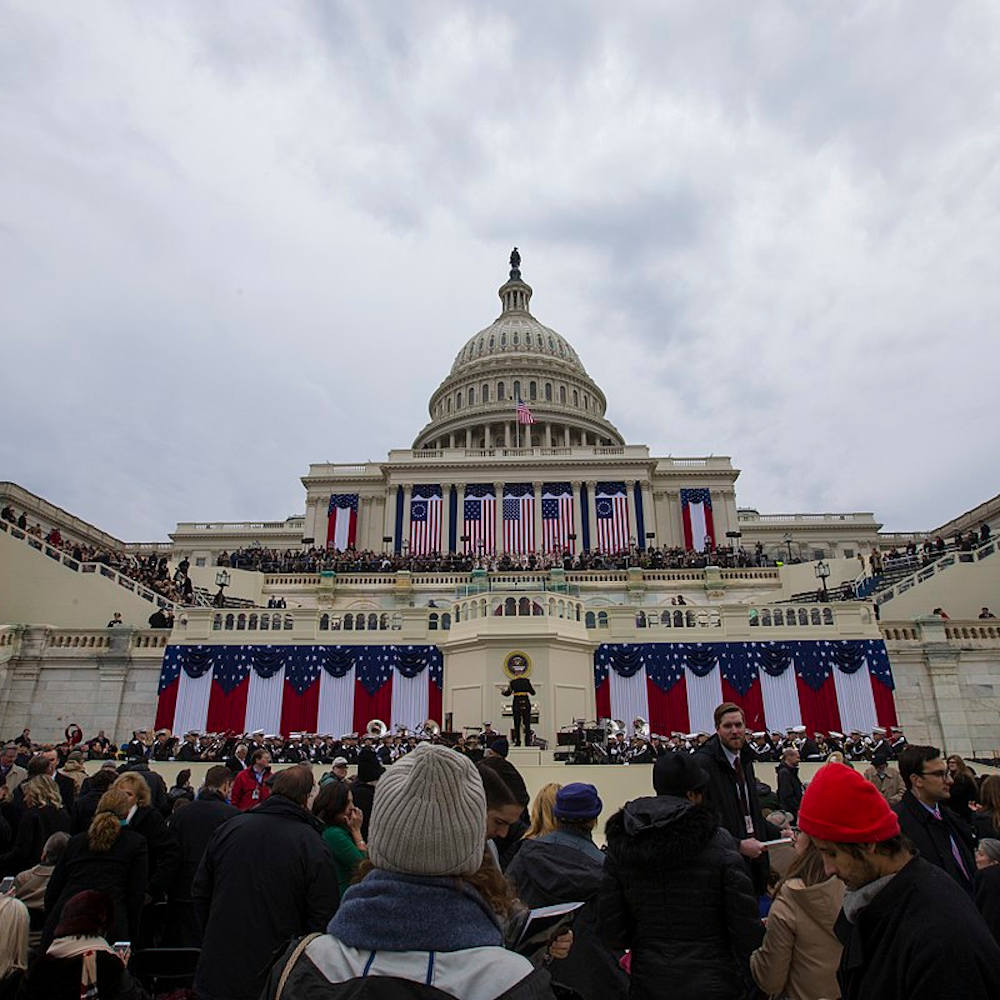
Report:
541,482,574,554
594,639,896,736
503,483,535,554
595,481,629,553
409,485,443,555
155,644,443,737
680,488,715,552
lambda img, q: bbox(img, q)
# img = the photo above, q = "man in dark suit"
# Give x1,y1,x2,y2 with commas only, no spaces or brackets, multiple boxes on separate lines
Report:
166,765,239,946
695,702,783,894
893,744,976,895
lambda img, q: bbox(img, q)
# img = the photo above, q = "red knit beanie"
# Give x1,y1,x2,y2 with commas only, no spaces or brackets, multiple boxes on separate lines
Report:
798,762,900,843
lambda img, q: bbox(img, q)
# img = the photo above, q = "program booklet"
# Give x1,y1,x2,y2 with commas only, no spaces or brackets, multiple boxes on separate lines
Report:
512,901,586,957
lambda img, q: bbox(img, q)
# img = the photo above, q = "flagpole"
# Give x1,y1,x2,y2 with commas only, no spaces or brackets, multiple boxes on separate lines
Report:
515,396,519,450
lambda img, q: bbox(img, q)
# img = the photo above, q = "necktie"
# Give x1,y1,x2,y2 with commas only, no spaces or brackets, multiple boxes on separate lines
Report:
733,756,752,832
932,807,970,881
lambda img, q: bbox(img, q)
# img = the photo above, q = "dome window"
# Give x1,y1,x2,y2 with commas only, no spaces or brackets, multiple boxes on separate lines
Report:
573,390,579,406
513,332,519,346
447,398,452,413
559,385,566,403
529,381,537,400
548,336,555,350
526,331,532,345
498,381,505,399
478,338,484,354
513,380,521,400
489,335,495,349
501,332,507,346
456,392,463,409
468,387,475,405
545,383,552,401
482,383,489,402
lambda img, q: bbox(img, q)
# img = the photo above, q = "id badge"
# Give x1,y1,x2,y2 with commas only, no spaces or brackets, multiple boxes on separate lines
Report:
745,815,755,835
252,789,260,801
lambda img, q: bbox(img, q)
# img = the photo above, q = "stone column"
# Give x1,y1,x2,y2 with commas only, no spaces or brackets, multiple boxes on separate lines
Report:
917,618,970,755
532,481,543,554
494,481,504,555
641,482,655,547
485,425,492,448
465,428,472,448
504,424,512,448
544,424,552,447
563,426,570,447
626,479,639,547
571,480,583,555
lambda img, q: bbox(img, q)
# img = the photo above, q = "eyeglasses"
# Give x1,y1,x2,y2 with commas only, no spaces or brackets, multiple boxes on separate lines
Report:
918,769,950,779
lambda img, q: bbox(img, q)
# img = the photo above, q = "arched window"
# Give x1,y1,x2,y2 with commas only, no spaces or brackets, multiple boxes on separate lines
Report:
441,613,451,630
456,392,462,409
501,332,507,346
572,390,579,406
513,332,519,346
529,381,537,400
545,383,552,401
519,597,531,616
237,613,246,630
810,608,821,626
761,610,771,626
319,613,329,630
526,331,532,345
356,614,366,631
661,610,671,625
636,611,646,628
391,613,402,629
428,613,438,631
585,611,596,628
773,609,784,626
284,615,293,630
505,597,517,616
822,608,834,625
260,613,270,631
380,613,389,630
213,614,222,631
597,611,608,628
489,335,495,349
513,380,521,400
498,381,505,400
468,387,475,405
446,398,451,413
225,614,234,630
248,613,258,630
559,385,567,404
482,383,489,402
798,608,809,626
343,614,354,630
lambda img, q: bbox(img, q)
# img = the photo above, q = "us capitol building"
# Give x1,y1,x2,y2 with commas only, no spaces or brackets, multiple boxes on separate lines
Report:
0,252,997,761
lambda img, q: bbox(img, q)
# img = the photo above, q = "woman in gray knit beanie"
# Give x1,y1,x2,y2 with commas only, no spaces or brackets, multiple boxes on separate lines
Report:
262,744,556,999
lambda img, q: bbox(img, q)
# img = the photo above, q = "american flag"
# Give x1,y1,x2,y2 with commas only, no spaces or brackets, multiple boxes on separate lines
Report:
409,486,442,555
541,482,574,553
517,399,535,424
595,481,629,553
503,484,534,554
464,486,496,554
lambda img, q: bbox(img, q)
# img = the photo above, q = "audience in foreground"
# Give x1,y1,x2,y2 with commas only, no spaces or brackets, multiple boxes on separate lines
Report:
798,761,1000,999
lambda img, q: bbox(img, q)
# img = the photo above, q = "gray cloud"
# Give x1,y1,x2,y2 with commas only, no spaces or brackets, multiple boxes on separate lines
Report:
1,1,998,539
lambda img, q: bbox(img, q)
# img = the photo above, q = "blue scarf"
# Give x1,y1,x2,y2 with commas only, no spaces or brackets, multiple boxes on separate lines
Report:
328,869,504,952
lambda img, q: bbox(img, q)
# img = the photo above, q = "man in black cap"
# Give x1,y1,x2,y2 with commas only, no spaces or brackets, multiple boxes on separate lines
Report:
600,752,762,999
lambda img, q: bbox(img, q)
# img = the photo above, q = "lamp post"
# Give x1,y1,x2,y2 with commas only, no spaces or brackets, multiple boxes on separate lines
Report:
783,533,793,564
814,559,830,600
213,569,230,609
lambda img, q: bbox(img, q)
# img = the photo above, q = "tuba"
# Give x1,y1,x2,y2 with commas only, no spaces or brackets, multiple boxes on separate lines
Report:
633,717,650,739
607,719,625,736
419,719,441,737
366,719,388,739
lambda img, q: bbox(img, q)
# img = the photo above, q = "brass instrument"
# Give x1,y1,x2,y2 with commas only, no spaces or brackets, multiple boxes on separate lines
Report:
366,719,388,739
633,717,651,739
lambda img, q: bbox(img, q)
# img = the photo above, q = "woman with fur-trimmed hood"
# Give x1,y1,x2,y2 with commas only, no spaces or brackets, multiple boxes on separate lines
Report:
599,754,763,1000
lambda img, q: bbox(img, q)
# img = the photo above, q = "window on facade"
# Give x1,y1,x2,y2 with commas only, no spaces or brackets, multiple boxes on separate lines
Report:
559,385,566,403
498,381,505,400
844,548,854,559
482,383,489,402
468,387,475,405
489,335,495,349
513,380,521,400
812,549,826,560
195,557,206,567
526,331,532,345
446,398,451,413
513,332,519,346
456,392,462,409
501,332,507,346
572,390,579,406
545,383,552,401
529,381,537,400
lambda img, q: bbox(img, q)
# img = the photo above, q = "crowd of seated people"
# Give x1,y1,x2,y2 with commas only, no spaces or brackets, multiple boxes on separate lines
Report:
216,541,766,575
0,712,998,999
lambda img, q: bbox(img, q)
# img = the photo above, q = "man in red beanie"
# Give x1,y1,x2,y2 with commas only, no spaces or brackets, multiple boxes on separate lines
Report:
798,762,1000,1000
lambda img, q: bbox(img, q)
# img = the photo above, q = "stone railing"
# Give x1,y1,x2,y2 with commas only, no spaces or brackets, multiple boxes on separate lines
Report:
0,520,177,610
174,519,304,532
394,444,657,462
881,618,1000,646
875,538,996,607
6,627,171,657
738,511,878,524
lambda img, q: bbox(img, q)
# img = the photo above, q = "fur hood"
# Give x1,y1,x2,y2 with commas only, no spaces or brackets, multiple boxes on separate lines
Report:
605,795,731,870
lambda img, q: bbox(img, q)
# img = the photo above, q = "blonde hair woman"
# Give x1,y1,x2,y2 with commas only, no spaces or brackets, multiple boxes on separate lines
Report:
524,782,561,839
41,788,149,950
113,771,178,902
0,776,70,876
0,894,29,997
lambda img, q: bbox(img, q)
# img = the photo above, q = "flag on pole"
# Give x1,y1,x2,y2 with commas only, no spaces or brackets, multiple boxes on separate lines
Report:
595,481,629,553
517,399,535,424
326,495,358,550
503,484,535,554
409,485,442,555
463,485,496,554
541,482,574,553
680,488,715,552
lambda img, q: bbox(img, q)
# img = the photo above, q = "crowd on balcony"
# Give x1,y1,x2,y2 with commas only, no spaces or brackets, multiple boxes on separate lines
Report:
867,522,992,577
0,506,195,607
0,708,998,999
215,541,765,575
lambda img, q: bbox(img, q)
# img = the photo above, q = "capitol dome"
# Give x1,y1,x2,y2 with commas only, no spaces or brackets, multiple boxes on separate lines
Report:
413,251,624,451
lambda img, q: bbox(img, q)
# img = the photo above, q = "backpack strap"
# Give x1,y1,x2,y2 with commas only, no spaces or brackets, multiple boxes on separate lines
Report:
275,933,321,1000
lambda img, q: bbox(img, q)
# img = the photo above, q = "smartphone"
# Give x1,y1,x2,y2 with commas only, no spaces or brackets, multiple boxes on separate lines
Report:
0,877,14,893
112,941,130,958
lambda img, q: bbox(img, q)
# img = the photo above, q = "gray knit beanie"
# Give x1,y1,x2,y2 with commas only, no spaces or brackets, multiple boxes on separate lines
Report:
980,838,1000,864
368,743,486,876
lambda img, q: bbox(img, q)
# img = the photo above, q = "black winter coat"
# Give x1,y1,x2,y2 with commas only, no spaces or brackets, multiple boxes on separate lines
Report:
71,788,105,835
893,791,976,894
192,793,340,1000
42,827,149,948
507,832,628,1000
599,796,763,1000
167,790,239,901
117,761,168,814
128,804,180,900
0,804,70,874
20,951,150,1000
695,735,780,893
835,856,1000,1000
775,762,803,815
975,863,1000,945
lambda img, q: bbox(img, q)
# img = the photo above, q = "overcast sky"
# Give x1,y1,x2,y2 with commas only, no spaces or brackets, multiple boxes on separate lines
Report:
2,2,998,540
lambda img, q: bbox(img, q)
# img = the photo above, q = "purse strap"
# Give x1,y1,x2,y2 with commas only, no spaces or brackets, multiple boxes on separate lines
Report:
275,932,321,1000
